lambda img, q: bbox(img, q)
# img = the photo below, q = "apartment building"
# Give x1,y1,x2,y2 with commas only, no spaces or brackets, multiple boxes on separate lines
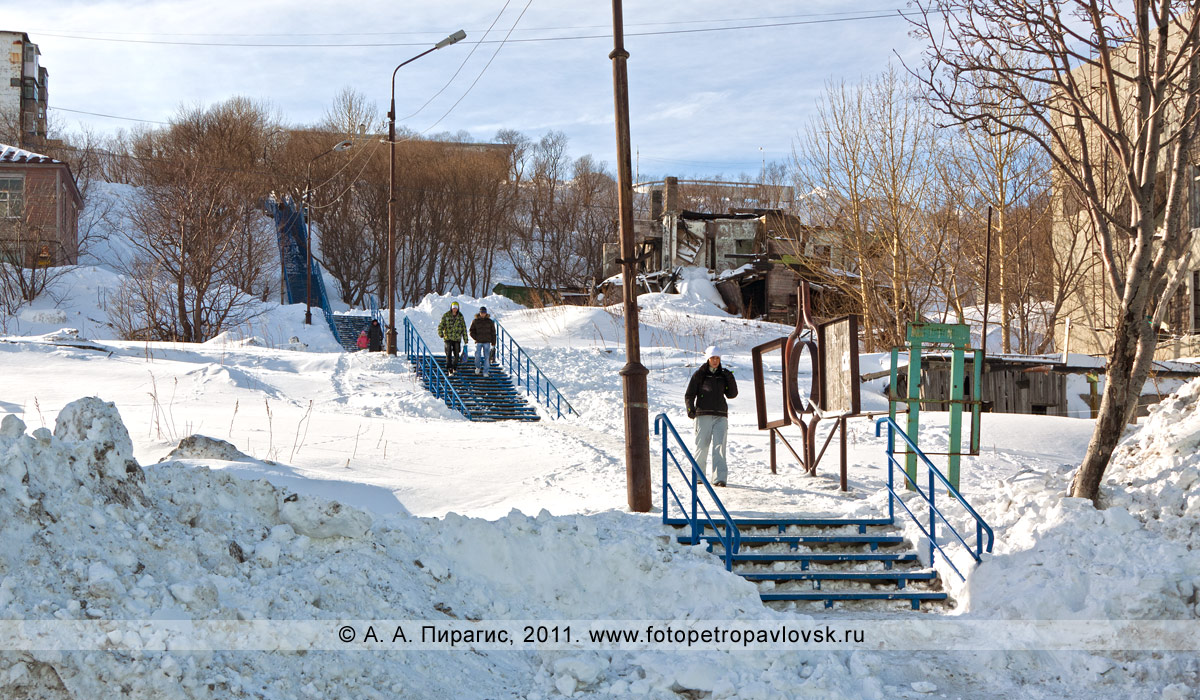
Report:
0,31,48,146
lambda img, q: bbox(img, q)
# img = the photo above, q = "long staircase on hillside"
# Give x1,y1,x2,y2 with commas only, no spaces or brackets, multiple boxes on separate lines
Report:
265,197,386,352
265,197,344,344
656,414,993,611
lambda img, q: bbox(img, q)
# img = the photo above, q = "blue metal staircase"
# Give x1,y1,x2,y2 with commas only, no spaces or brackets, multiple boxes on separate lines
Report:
494,321,578,419
331,314,371,352
657,413,995,610
265,196,341,344
403,317,540,422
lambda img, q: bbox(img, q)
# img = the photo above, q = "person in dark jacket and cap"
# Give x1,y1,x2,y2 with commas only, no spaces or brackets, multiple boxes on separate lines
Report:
684,345,738,486
366,319,384,352
469,306,497,376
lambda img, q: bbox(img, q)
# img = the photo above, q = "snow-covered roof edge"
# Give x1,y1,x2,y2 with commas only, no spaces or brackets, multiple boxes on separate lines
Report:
0,143,62,165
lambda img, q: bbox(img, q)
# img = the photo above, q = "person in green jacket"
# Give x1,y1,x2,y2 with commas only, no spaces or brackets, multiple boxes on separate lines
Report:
437,302,469,375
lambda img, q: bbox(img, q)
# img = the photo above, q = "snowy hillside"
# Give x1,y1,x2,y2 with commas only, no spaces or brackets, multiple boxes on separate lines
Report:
0,241,1197,696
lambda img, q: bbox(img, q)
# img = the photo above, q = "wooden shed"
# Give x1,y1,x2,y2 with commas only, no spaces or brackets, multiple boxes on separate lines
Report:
898,356,1069,416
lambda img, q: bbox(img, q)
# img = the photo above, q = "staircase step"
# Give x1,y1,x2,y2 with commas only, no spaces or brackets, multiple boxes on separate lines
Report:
739,570,938,583
758,591,948,608
692,518,893,530
682,534,907,547
729,552,920,566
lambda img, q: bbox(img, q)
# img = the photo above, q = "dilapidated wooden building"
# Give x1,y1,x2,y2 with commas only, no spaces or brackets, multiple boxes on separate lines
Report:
604,176,863,325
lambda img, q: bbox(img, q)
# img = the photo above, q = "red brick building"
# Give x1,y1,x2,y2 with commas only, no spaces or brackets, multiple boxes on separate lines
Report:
0,143,81,267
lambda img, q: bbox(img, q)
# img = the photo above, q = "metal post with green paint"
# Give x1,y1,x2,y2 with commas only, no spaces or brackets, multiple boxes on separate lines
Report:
898,323,974,491
905,335,922,485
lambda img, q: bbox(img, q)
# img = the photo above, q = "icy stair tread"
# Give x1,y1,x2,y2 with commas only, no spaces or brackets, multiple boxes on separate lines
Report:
678,517,948,610
414,355,541,422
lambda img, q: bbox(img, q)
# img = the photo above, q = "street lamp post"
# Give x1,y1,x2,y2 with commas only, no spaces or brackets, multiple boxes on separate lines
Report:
609,0,651,512
386,28,467,354
304,139,354,325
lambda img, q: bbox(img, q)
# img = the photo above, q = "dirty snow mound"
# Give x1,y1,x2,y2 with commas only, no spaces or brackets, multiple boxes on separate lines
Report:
161,435,254,463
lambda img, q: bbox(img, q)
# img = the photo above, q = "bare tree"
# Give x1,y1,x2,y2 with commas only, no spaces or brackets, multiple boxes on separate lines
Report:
910,1,1200,503
320,87,382,136
115,98,278,341
794,70,944,349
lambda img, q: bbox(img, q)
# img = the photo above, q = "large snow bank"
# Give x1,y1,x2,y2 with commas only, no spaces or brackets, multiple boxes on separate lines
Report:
4,398,867,698
964,380,1200,623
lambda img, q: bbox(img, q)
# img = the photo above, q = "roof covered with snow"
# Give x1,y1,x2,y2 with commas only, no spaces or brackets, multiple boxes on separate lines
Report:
0,143,62,165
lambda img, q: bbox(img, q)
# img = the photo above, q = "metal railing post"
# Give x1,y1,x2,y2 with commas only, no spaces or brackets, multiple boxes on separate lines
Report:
929,466,937,567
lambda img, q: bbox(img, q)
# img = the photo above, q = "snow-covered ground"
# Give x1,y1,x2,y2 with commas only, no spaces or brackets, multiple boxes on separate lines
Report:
1,252,1197,697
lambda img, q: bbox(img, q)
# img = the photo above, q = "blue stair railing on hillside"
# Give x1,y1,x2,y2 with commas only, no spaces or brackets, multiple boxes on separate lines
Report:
367,295,386,329
875,417,995,582
656,413,741,571
265,196,339,342
494,321,577,419
403,316,473,419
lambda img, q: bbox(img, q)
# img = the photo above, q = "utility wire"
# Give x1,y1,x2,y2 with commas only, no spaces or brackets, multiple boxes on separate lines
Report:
52,106,169,125
29,10,906,39
32,13,912,48
399,0,513,123
420,0,533,135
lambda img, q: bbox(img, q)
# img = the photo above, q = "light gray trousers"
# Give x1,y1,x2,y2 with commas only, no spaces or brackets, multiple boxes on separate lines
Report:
693,414,729,483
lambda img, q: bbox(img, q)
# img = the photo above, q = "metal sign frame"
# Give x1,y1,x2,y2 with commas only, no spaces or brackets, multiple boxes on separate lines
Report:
750,282,863,490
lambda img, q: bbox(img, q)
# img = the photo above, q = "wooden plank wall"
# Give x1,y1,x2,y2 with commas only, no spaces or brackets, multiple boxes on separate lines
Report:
897,363,1068,416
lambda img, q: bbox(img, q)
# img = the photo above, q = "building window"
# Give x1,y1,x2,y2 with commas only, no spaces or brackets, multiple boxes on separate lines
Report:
1193,270,1200,334
0,240,21,266
0,177,23,218
1191,165,1200,230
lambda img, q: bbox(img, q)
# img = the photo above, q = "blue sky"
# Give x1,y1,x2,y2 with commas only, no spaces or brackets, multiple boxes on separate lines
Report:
11,1,924,178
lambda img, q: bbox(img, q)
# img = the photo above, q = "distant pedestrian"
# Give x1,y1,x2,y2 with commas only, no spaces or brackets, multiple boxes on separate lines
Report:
437,301,469,375
356,330,369,351
470,306,497,376
684,346,738,487
366,319,384,352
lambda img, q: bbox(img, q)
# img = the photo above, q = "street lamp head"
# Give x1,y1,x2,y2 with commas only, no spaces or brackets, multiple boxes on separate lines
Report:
333,139,353,152
436,29,467,49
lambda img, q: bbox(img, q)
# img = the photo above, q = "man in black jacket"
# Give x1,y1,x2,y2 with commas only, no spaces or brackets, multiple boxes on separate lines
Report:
469,307,497,376
684,345,738,487
366,319,384,352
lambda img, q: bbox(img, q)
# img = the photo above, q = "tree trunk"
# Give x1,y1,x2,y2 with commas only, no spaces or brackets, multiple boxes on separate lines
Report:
1071,316,1137,502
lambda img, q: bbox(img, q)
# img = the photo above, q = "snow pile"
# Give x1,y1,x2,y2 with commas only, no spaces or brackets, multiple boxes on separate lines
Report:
4,398,866,698
964,380,1200,622
667,266,729,315
1104,377,1200,547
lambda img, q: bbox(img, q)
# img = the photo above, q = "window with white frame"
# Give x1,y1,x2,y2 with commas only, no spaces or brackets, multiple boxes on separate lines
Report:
0,176,23,218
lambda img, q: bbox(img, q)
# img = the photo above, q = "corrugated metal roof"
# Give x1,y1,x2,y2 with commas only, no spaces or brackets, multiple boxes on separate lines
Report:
0,144,61,165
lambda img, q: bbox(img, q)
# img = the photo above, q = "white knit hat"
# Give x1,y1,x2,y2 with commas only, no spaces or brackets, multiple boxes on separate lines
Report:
703,345,720,360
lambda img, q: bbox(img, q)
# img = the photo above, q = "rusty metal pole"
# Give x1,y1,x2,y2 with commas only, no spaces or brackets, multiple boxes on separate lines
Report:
610,0,651,512
981,205,993,357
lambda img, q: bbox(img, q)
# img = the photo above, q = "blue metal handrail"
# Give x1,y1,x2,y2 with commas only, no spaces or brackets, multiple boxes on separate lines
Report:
403,316,473,419
265,196,339,342
494,320,577,419
367,294,386,328
875,417,994,581
655,413,741,571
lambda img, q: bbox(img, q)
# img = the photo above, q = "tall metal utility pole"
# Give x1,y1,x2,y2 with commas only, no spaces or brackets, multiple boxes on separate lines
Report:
609,0,651,512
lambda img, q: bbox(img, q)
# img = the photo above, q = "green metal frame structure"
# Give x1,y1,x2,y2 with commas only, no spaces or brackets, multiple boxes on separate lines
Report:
887,322,982,490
